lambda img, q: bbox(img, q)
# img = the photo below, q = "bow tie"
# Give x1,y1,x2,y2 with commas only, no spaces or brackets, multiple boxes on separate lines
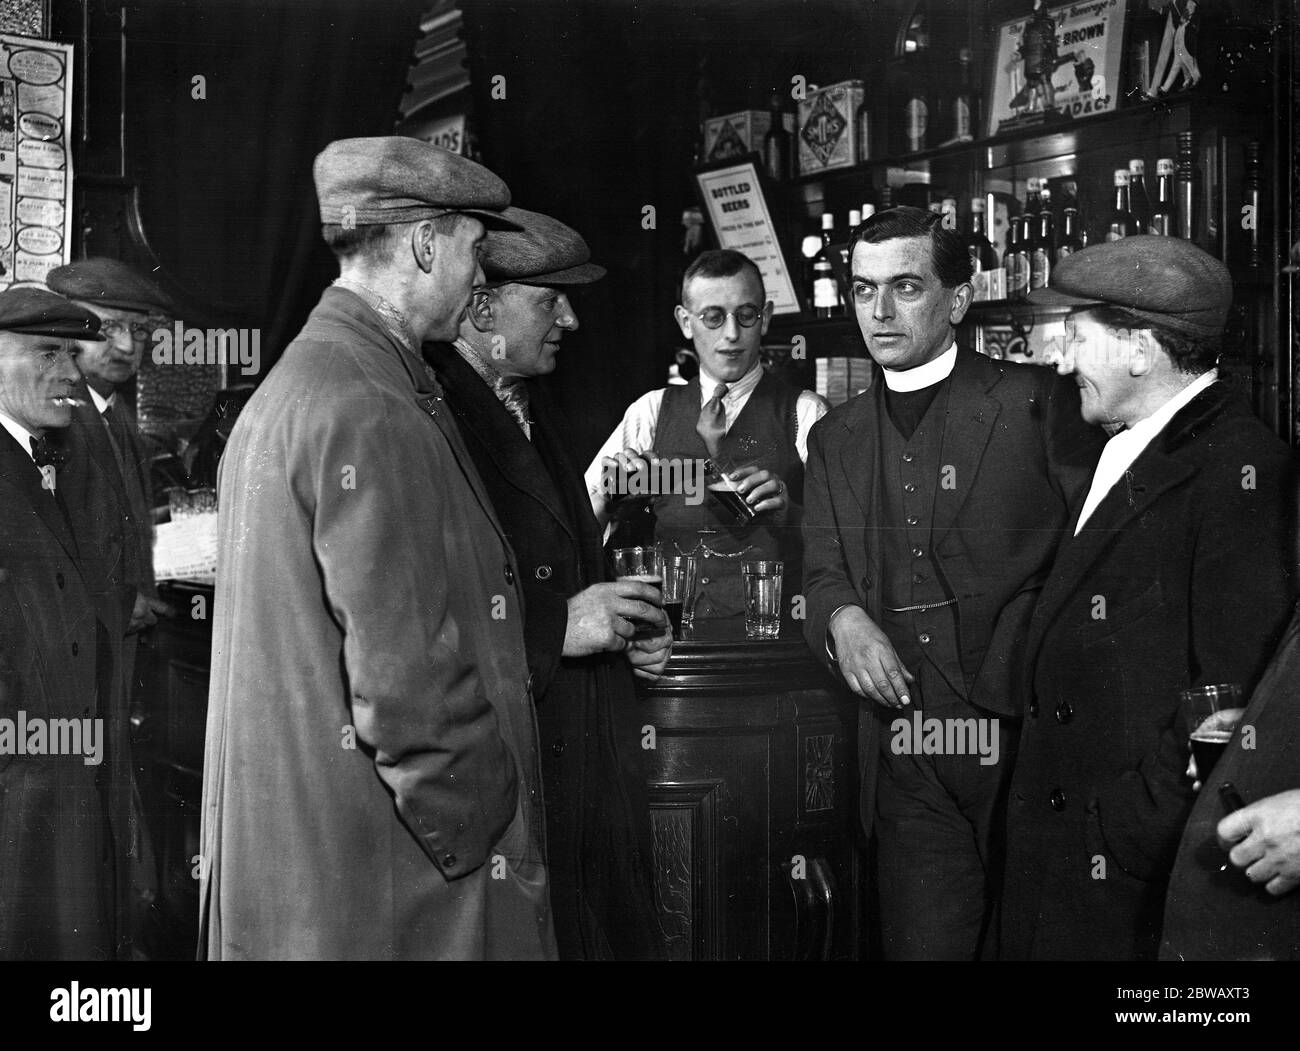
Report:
30,434,67,469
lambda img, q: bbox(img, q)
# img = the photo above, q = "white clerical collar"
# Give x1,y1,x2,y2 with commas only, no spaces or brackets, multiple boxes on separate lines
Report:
0,410,39,462
88,386,115,414
881,342,957,392
698,360,762,403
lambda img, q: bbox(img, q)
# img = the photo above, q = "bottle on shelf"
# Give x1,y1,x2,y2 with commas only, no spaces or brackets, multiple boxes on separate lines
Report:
856,96,872,163
1005,212,1029,300
967,196,1000,302
1057,185,1084,260
763,91,791,182
1106,169,1139,241
951,47,975,144
1176,131,1196,241
1150,157,1175,236
1031,185,1054,291
839,208,862,278
904,79,929,153
1128,159,1151,233
801,229,823,308
812,212,843,319
861,202,877,222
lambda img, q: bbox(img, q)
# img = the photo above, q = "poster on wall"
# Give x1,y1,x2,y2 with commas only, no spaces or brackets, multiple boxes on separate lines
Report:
0,33,73,291
695,159,801,316
986,0,1128,137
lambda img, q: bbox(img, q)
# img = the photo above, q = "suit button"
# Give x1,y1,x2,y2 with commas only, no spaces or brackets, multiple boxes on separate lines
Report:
906,515,918,526
904,483,917,494
912,572,925,584
700,576,711,585
902,452,914,463
1049,788,1066,811
56,572,65,589
918,632,931,645
71,641,79,656
441,852,457,869
1028,699,1039,718
534,564,552,581
911,546,924,558
1054,701,1073,724
503,563,514,585
551,738,566,757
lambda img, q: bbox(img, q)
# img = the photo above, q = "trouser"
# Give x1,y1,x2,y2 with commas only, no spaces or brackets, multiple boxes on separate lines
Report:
874,690,1019,961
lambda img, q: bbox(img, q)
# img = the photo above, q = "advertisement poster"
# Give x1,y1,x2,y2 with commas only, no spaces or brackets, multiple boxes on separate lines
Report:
987,0,1128,136
695,161,800,316
0,34,73,290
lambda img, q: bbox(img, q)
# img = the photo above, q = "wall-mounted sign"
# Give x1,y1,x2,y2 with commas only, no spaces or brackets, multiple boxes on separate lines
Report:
986,0,1128,137
414,113,467,155
694,158,800,316
0,33,72,290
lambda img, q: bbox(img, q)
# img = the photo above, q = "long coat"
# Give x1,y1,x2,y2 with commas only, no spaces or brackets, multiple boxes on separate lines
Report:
199,288,555,960
425,342,661,960
1160,603,1300,961
1003,381,1296,960
0,429,142,959
801,348,1103,837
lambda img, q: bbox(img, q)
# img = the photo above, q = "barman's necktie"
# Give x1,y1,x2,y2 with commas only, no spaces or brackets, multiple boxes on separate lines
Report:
696,382,728,458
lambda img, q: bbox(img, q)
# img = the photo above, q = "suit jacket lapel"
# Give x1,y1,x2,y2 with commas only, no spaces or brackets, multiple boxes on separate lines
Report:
933,349,1002,543
0,428,81,565
836,367,879,521
426,342,575,541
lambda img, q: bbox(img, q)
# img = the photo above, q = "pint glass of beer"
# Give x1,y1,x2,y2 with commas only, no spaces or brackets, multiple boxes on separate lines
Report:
1180,683,1245,777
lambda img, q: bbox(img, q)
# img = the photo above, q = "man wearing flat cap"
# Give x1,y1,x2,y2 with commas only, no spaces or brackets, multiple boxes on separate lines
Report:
0,287,151,959
48,257,174,691
200,138,557,960
425,207,667,960
1002,235,1297,960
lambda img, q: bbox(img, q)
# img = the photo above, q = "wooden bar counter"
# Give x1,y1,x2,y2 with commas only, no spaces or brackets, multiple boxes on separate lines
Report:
640,616,861,961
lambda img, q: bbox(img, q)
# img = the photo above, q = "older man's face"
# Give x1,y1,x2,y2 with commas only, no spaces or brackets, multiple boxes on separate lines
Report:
487,283,578,379
73,303,151,395
1051,310,1138,426
427,216,486,341
0,331,83,433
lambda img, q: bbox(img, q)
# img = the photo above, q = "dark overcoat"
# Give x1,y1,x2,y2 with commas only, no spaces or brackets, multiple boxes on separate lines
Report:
1003,381,1296,960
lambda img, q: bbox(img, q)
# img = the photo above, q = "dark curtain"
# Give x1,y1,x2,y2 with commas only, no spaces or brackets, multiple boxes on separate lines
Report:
124,0,425,361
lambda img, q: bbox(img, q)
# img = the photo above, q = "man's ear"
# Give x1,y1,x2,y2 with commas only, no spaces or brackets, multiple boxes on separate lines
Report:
949,281,974,325
1129,329,1159,377
759,300,774,337
411,220,437,275
673,305,693,341
466,289,495,333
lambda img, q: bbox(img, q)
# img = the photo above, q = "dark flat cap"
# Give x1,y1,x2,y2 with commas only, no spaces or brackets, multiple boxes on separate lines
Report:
0,287,104,340
1028,235,1232,338
314,137,517,230
47,257,177,315
481,207,606,287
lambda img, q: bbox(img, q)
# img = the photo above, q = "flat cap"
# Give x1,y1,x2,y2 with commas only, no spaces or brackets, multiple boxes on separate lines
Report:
314,137,517,229
481,207,606,287
47,257,178,315
1028,235,1232,338
0,287,104,340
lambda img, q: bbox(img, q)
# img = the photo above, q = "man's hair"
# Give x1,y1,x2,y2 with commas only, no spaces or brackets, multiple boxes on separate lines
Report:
853,206,974,288
321,213,467,264
680,249,764,305
1085,304,1221,375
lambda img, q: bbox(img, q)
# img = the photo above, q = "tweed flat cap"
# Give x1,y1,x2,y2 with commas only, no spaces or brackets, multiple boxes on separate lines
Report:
0,287,105,340
47,257,177,315
481,207,606,287
314,137,517,230
1028,235,1232,338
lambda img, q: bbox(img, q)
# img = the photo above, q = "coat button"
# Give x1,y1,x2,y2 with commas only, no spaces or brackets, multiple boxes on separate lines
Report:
1054,701,1073,724
1049,788,1066,811
503,563,514,585
918,632,931,645
902,452,914,463
1028,699,1039,718
912,572,925,584
534,565,552,581
904,483,917,494
71,641,79,656
441,852,457,869
551,738,566,757
911,546,924,558
56,572,65,589
700,576,711,585
906,515,918,526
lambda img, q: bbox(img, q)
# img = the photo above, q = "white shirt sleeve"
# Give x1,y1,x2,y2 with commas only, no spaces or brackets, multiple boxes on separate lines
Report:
794,389,831,464
584,388,665,524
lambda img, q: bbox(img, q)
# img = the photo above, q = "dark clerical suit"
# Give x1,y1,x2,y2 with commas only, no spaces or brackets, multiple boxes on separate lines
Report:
427,340,661,960
653,371,803,618
1161,603,1300,960
1003,380,1295,960
802,347,1103,959
0,427,147,959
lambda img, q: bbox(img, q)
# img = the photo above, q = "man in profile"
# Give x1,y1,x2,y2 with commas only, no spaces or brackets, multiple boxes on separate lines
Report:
200,139,555,960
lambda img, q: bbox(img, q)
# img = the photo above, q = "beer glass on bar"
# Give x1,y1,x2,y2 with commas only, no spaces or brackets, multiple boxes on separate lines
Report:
611,544,666,640
660,553,698,639
742,559,783,640
703,458,758,525
1180,683,1245,778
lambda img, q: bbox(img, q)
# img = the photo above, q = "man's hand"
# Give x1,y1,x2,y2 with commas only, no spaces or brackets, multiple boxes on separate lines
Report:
727,464,788,516
1218,788,1300,896
627,628,672,681
599,447,655,511
563,581,667,658
127,591,173,635
829,606,915,708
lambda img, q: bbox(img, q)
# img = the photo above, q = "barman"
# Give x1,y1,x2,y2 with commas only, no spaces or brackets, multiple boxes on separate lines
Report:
584,248,827,619
1002,235,1295,960
425,206,666,960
